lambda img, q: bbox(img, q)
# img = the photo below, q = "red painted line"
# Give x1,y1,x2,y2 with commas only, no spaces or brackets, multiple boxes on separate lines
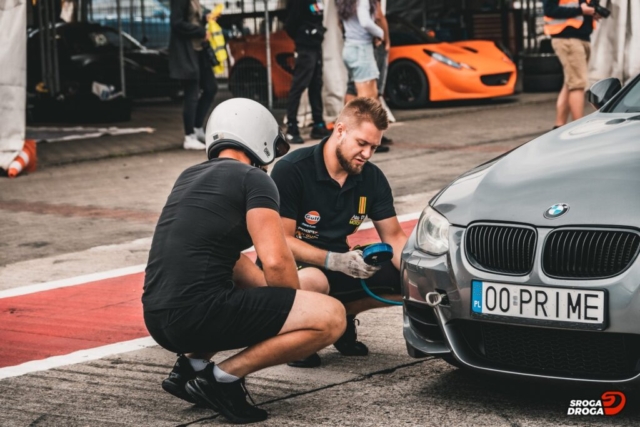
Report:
0,219,418,369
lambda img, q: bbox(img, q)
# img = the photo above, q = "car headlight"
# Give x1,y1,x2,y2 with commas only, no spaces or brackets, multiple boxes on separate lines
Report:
424,50,473,70
416,206,450,256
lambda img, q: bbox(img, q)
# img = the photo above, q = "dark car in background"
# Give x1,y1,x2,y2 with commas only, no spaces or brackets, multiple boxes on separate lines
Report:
401,75,640,384
27,22,180,100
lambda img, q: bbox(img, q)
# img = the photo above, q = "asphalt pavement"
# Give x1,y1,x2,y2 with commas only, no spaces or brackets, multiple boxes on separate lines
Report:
2,95,632,427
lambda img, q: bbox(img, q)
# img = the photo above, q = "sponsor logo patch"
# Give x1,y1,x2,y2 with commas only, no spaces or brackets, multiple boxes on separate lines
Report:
349,214,366,226
305,211,321,225
566,391,626,416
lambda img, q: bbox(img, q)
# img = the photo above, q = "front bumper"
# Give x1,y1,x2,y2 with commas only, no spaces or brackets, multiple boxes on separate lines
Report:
401,225,640,384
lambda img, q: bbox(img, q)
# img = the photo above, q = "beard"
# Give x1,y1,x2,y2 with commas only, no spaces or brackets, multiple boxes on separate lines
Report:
336,143,364,175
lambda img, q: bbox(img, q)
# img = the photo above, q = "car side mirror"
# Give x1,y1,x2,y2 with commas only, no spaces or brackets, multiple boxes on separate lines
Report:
587,77,621,109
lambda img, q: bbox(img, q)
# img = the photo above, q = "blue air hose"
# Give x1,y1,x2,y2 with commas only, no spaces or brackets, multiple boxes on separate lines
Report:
360,243,403,306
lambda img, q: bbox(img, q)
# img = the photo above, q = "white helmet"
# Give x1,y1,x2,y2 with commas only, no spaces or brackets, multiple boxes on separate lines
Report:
205,98,290,165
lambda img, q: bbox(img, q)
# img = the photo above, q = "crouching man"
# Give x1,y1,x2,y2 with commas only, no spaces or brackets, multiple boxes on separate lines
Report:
142,99,346,424
270,97,408,367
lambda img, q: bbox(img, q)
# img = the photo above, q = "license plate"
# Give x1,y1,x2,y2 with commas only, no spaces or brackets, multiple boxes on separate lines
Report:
471,280,606,328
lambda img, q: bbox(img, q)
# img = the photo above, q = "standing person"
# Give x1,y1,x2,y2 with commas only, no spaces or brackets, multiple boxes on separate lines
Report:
337,0,384,100
285,0,331,144
270,98,407,368
344,0,391,151
543,0,600,127
143,98,346,423
169,0,218,150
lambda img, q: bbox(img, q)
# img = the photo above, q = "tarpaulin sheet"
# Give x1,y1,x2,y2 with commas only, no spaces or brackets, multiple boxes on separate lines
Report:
588,0,640,85
322,0,348,122
0,0,27,170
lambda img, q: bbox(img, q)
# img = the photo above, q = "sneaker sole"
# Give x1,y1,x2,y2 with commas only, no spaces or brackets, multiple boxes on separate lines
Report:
162,380,196,404
185,379,266,424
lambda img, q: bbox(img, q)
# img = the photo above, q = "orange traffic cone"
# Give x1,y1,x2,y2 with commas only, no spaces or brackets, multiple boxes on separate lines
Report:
8,140,37,178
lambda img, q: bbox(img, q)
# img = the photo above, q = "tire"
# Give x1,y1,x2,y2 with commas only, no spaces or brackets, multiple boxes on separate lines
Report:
523,73,564,93
229,59,268,104
385,60,429,109
522,53,563,76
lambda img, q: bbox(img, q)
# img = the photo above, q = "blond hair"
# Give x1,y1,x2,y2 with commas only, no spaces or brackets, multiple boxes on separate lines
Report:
337,97,389,131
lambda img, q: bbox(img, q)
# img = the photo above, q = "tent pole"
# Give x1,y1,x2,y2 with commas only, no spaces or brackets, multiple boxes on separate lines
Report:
50,0,61,94
264,0,272,108
37,0,49,96
117,0,127,97
42,0,54,95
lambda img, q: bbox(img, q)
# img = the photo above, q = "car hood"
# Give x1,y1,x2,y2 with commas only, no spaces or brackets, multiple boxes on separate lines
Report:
427,41,512,70
432,112,640,228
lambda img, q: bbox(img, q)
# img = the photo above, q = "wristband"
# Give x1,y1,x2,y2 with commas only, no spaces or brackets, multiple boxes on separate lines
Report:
324,251,331,269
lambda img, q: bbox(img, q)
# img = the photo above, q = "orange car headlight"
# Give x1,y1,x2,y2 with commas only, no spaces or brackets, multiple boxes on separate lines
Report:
424,50,474,71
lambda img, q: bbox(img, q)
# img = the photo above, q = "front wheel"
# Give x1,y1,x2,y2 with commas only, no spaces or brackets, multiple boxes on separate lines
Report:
385,60,429,109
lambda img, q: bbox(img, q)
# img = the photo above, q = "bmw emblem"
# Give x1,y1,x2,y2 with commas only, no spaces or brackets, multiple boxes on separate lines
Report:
544,203,569,219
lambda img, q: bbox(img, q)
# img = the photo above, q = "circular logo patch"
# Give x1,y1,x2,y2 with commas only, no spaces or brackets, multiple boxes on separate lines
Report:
304,211,321,225
544,203,569,219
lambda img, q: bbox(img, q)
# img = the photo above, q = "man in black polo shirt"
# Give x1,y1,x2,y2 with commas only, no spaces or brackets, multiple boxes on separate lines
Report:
270,97,407,367
143,98,346,423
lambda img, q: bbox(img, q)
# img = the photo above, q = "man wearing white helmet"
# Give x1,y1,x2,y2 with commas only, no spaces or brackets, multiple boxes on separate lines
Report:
142,98,346,424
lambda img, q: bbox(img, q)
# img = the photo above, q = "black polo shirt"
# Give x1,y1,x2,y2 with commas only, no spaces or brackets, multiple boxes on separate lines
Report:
270,139,396,253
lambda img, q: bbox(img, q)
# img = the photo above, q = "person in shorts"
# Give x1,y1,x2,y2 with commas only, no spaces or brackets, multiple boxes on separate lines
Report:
543,0,601,127
345,0,391,151
337,0,384,100
270,97,408,368
142,98,345,424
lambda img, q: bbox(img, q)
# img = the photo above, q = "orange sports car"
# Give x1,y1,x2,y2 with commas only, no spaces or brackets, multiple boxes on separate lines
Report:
227,16,516,108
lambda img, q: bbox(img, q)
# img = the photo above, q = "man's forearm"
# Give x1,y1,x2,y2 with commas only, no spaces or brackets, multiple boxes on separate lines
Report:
263,263,300,289
285,236,329,267
262,251,300,289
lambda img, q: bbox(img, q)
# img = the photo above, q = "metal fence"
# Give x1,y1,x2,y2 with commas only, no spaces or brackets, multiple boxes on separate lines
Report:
83,0,290,107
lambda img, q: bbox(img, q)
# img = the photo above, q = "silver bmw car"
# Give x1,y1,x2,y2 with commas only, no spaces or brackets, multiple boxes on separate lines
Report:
401,75,640,384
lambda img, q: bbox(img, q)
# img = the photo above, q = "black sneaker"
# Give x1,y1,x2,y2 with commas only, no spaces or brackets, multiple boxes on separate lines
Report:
310,122,331,139
375,145,390,153
162,354,197,404
333,315,369,356
185,364,268,424
287,352,322,368
381,135,393,145
286,125,304,144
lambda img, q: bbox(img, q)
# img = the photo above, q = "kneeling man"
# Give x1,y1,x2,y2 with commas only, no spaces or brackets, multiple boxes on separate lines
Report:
270,97,407,367
142,99,345,423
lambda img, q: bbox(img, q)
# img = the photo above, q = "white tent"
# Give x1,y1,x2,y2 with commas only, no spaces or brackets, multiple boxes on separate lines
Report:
589,0,640,85
0,0,27,171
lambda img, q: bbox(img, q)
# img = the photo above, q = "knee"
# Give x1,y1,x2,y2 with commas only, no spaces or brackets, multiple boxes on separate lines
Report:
324,299,346,342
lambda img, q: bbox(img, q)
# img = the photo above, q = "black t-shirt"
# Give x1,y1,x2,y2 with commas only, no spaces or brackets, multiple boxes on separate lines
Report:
142,159,279,311
270,139,396,254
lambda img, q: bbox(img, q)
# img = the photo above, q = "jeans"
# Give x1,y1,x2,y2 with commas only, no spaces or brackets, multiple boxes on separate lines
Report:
182,50,218,135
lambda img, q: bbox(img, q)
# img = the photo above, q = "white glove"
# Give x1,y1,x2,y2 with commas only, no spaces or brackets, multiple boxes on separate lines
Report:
325,250,381,279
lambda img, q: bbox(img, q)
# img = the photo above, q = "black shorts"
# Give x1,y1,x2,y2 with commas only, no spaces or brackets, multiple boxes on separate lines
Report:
144,284,296,353
299,261,401,304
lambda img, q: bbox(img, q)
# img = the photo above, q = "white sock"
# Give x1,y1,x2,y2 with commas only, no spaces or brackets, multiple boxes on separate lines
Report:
187,357,209,372
213,364,240,383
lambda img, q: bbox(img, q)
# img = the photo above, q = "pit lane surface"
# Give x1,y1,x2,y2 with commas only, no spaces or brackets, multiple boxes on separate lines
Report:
1,100,637,426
